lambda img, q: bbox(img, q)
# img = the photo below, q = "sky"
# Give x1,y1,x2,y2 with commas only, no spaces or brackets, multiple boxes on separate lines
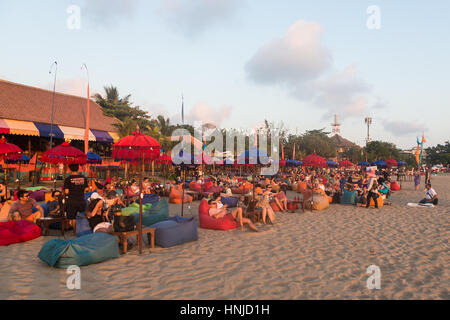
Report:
0,0,449,149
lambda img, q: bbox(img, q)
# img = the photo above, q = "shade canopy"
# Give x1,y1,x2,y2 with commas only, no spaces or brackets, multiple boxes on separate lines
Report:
5,154,30,164
0,137,23,160
40,142,87,165
156,153,172,164
112,131,161,162
397,160,407,166
237,148,270,165
303,153,327,168
326,160,338,168
358,161,370,166
286,159,302,167
371,160,387,168
339,160,354,168
385,158,398,167
86,152,102,164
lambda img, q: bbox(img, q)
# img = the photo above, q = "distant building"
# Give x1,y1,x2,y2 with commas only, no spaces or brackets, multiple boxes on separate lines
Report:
0,79,119,155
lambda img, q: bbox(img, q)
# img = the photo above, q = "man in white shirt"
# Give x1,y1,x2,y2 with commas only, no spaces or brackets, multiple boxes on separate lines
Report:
419,183,438,205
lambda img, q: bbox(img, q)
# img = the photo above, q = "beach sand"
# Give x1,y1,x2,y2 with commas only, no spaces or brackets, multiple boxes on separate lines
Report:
0,175,448,300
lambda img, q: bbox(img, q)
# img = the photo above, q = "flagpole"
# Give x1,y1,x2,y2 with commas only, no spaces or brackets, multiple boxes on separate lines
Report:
81,64,90,154
49,61,57,149
181,93,185,217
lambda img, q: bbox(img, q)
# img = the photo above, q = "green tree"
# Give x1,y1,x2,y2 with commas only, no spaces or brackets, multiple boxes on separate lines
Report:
425,141,450,165
365,141,401,162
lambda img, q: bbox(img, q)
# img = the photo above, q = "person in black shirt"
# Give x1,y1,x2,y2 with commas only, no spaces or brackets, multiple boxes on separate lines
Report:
64,164,88,226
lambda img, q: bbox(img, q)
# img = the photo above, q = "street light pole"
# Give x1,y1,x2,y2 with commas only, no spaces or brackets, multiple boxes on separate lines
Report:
49,61,57,149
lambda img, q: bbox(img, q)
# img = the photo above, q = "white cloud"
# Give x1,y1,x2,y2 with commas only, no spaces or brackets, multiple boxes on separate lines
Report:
82,0,139,27
161,0,241,37
171,102,233,127
381,119,427,136
246,20,377,120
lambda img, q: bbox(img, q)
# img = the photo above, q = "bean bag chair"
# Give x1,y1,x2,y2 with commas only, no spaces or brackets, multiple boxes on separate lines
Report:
328,196,333,204
169,187,193,204
304,194,330,211
121,203,152,216
142,193,159,205
0,201,12,222
221,196,238,208
297,182,307,193
76,212,93,237
25,186,51,192
207,186,222,194
391,182,401,191
287,201,299,211
29,190,45,202
193,183,203,193
189,181,196,191
132,199,169,226
38,233,119,268
369,194,384,207
0,220,41,246
270,201,282,212
149,216,198,248
231,187,243,194
340,190,358,205
198,200,238,231
204,181,213,192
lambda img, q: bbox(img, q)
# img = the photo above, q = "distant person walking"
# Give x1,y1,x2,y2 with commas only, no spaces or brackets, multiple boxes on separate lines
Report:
414,170,421,190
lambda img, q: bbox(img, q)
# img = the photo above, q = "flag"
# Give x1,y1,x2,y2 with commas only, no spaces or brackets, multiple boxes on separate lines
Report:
281,144,285,160
84,83,90,154
292,143,296,160
419,133,426,167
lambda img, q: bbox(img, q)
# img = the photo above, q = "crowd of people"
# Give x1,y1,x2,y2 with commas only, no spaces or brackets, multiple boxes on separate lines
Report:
0,163,441,234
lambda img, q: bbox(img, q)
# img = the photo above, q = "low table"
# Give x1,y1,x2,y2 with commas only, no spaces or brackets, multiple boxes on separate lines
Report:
36,217,66,236
109,226,156,254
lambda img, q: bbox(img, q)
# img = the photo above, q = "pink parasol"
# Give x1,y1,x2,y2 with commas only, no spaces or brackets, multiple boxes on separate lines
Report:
339,159,354,168
385,158,398,167
302,153,327,168
40,142,87,165
0,136,23,160
112,130,161,255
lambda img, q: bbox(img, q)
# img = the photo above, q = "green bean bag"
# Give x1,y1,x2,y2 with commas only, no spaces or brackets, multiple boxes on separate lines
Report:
121,203,152,216
26,186,52,192
132,199,169,226
340,190,358,205
38,233,119,268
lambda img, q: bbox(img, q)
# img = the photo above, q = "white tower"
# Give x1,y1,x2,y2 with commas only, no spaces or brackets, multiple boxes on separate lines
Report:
331,114,341,136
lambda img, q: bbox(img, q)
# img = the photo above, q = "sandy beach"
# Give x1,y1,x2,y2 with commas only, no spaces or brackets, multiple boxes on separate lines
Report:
0,175,448,300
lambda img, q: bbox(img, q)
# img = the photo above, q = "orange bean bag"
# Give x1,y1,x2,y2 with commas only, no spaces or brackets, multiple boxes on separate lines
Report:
369,194,384,207
291,184,298,191
189,181,196,191
328,196,333,204
297,182,307,193
304,194,330,211
169,186,193,204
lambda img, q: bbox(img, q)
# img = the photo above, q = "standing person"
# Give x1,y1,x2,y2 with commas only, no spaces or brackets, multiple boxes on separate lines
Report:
365,170,379,209
414,170,421,190
425,167,432,185
64,164,88,229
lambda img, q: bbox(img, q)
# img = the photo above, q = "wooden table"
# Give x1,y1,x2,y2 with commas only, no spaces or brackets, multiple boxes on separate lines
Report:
36,217,66,236
109,226,156,254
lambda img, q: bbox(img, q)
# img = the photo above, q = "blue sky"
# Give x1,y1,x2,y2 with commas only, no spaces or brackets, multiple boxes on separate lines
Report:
1,0,449,149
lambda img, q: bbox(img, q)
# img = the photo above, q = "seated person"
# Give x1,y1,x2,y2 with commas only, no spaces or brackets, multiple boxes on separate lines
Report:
256,186,276,224
378,181,391,198
0,183,12,204
86,194,110,230
8,190,44,223
104,183,125,209
208,198,258,232
419,184,438,205
46,190,64,217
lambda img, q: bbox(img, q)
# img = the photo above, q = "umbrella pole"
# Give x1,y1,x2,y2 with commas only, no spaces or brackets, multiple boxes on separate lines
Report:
18,162,21,190
138,154,143,255
181,164,185,217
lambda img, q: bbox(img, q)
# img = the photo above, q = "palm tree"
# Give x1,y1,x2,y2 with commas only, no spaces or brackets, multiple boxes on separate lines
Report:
114,117,137,138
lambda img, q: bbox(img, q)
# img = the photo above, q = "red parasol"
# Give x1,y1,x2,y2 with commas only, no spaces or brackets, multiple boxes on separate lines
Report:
303,153,327,168
156,153,172,164
385,158,398,167
339,159,354,168
41,142,87,165
112,130,161,255
0,136,23,160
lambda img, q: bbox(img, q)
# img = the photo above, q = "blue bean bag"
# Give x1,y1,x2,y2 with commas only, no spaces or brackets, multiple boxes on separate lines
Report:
38,233,119,268
149,216,198,248
141,193,159,205
132,199,169,226
340,190,358,205
221,196,238,208
76,212,93,237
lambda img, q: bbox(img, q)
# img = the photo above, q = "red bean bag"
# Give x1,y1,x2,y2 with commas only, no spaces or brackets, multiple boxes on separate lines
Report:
198,200,238,230
391,182,401,191
204,181,213,192
193,183,203,193
270,201,282,212
0,220,41,246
